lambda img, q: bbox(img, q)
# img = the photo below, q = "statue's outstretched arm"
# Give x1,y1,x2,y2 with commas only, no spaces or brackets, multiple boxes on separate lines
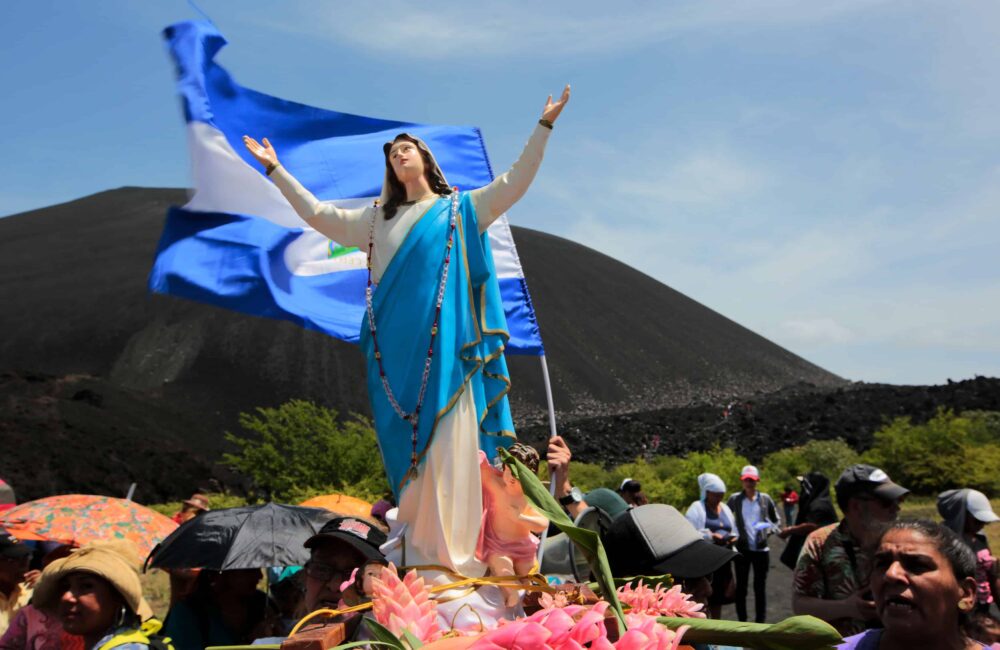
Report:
243,135,369,248
471,85,570,232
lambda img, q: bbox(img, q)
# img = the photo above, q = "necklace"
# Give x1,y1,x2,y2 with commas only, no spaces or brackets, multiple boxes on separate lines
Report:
365,191,459,477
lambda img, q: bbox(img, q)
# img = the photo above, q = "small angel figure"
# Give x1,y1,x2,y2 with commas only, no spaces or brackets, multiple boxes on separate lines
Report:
338,559,390,608
477,443,549,606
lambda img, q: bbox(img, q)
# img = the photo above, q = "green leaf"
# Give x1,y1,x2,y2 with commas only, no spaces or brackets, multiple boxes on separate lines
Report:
499,448,628,634
656,614,842,650
587,574,674,591
362,618,407,650
401,630,425,649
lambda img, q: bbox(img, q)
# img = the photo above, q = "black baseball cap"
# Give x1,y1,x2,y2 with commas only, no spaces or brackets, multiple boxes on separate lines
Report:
604,504,737,579
835,464,909,506
0,532,32,559
304,517,387,563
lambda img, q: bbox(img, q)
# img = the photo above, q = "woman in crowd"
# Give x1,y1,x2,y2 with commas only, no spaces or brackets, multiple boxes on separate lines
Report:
31,542,165,650
0,544,82,649
938,488,1000,614
838,519,985,649
685,473,738,619
778,471,839,569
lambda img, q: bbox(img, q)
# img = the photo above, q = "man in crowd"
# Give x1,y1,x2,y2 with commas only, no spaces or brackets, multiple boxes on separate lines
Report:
792,463,909,636
548,435,591,519
547,436,630,522
0,533,32,636
172,493,210,525
604,503,738,616
727,465,780,623
303,516,387,613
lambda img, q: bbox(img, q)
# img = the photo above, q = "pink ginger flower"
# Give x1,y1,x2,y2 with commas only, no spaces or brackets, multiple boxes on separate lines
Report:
467,599,691,650
370,563,442,643
471,600,613,650
617,581,706,618
470,620,553,650
615,613,689,650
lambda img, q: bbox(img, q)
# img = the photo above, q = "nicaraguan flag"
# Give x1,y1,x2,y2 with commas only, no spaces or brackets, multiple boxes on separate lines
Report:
150,20,544,354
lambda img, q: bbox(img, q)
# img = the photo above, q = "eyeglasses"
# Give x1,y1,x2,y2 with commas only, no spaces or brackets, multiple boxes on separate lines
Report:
304,561,352,584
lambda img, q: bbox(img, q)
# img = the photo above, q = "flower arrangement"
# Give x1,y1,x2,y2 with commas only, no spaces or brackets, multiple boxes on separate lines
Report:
615,581,705,619
366,564,692,650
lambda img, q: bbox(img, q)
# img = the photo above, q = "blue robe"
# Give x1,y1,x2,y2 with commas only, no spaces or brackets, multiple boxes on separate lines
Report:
360,192,515,497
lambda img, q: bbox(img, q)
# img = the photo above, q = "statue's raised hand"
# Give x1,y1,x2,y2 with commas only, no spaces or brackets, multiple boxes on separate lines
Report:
541,84,571,124
242,135,279,170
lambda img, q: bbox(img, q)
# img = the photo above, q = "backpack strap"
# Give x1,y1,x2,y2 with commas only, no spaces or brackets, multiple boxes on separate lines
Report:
97,629,150,650
97,619,175,650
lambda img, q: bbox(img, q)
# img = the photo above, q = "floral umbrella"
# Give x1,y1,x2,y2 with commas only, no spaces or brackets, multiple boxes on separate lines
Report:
0,494,177,557
299,493,373,520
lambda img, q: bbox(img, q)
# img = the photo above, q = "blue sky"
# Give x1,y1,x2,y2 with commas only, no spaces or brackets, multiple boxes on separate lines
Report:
3,1,999,386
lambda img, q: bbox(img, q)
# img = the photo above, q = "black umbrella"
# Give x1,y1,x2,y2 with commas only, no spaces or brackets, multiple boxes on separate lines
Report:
146,502,335,570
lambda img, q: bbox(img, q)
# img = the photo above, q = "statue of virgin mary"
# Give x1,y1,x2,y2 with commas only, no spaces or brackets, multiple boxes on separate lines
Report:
242,86,569,596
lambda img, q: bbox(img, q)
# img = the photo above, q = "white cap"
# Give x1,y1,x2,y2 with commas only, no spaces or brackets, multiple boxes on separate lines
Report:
740,465,760,481
967,489,1000,524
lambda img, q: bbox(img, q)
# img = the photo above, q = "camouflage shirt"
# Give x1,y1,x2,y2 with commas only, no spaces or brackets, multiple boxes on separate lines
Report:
793,520,873,637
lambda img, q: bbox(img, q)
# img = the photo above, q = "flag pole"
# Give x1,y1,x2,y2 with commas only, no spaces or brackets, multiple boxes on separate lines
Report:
537,353,559,564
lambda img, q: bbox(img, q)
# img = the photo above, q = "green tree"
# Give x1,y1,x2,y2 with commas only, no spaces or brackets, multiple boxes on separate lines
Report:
222,400,388,502
760,439,860,497
863,409,1000,496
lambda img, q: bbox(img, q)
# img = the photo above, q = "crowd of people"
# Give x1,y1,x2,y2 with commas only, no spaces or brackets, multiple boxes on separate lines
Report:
1,438,999,649
552,436,1000,649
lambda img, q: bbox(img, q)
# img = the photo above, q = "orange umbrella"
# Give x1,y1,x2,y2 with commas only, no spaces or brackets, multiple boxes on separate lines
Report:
0,494,177,557
298,493,372,519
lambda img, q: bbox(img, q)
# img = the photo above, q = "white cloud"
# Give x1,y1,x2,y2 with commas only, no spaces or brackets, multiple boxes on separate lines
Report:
250,0,890,60
618,153,769,207
538,135,773,222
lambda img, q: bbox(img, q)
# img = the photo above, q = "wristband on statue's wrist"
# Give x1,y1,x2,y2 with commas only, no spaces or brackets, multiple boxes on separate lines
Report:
539,118,554,130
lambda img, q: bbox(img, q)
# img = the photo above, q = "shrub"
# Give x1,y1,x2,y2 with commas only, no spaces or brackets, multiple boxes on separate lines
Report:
760,439,860,498
222,400,388,502
606,456,688,506
558,461,614,495
662,448,752,506
863,409,1000,496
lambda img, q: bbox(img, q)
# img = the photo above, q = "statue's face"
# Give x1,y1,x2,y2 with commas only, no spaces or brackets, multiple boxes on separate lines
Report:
388,139,426,184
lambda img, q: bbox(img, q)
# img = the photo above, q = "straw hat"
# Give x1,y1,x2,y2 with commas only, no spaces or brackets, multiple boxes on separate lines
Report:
182,493,210,511
34,540,151,619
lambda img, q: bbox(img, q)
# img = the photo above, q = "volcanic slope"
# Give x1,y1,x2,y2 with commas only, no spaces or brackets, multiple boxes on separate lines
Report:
0,188,843,500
